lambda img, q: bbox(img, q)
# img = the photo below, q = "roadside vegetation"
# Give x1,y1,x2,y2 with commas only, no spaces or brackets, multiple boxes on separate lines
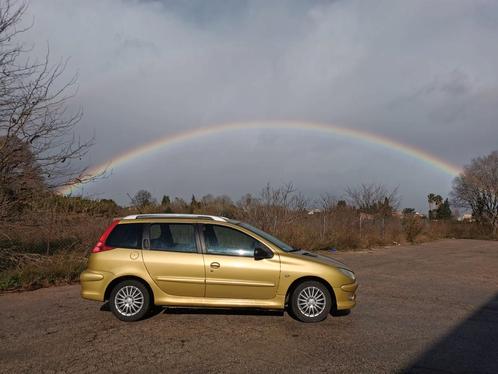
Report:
0,1,497,291
1,177,496,291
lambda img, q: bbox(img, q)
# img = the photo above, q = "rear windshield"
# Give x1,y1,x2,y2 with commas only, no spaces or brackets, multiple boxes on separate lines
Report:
106,223,143,249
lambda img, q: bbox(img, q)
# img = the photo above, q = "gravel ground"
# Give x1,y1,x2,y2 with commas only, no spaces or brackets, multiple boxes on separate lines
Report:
1,239,497,373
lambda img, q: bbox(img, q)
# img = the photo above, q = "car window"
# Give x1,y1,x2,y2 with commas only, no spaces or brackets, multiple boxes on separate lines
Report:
203,225,259,257
106,223,143,249
148,223,197,253
238,222,296,252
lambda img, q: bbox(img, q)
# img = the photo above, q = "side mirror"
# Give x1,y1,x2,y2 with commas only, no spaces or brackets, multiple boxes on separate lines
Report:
254,247,273,260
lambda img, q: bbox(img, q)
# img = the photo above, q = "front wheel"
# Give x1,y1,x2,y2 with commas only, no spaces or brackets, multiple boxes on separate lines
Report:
109,280,151,322
289,281,332,322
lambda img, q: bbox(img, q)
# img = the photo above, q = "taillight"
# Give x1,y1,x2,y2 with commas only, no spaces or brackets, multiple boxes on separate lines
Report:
91,241,107,253
91,220,119,253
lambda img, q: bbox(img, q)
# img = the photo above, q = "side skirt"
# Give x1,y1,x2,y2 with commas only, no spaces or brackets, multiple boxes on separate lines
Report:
153,294,286,309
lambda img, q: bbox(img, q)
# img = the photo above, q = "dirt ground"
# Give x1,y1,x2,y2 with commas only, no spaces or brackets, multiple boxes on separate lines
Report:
1,239,497,373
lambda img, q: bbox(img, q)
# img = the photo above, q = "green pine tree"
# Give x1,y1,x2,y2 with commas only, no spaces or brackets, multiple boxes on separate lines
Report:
161,195,171,206
436,198,452,220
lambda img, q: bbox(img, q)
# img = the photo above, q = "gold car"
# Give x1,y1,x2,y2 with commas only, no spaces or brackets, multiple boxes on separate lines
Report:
80,214,357,322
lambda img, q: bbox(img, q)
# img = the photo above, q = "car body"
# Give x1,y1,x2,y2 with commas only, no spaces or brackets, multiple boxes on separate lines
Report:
80,214,358,322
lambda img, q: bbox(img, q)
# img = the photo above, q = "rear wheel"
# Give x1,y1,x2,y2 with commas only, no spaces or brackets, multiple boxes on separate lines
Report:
110,280,151,322
290,281,332,323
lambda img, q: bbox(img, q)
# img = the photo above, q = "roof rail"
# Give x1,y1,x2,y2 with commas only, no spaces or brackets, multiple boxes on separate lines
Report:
122,213,228,222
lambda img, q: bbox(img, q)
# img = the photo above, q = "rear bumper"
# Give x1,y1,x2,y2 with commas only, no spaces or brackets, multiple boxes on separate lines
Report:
334,281,358,310
80,270,114,302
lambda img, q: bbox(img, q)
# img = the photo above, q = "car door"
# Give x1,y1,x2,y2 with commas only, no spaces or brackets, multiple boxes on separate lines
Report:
142,222,205,297
201,224,280,299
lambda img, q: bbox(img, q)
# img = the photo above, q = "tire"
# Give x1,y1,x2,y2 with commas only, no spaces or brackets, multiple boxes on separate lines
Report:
109,280,151,322
289,280,332,323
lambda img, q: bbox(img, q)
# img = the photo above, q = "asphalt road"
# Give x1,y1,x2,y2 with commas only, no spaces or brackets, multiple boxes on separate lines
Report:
1,239,497,373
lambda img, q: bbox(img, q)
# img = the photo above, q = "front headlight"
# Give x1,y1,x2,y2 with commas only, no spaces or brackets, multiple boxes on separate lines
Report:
338,268,356,281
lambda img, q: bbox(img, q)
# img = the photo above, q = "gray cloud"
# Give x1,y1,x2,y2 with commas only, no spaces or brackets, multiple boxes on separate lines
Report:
22,0,498,211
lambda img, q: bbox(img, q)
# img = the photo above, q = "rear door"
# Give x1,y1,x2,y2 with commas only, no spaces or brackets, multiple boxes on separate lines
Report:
142,222,205,297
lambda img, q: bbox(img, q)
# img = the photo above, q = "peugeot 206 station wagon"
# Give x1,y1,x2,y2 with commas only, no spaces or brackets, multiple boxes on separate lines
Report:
80,214,358,322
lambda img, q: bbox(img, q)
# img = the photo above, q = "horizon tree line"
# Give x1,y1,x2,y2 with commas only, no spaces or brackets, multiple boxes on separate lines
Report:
0,1,496,236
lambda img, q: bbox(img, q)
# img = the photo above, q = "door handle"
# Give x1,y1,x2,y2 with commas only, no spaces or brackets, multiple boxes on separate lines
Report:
210,262,220,269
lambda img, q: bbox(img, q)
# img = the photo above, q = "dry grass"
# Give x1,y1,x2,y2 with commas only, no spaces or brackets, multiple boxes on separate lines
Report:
0,195,495,292
0,250,87,290
0,213,110,291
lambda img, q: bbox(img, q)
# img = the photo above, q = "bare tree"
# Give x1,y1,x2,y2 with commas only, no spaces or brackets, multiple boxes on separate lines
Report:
345,183,400,214
236,183,308,233
259,182,307,230
316,193,338,241
198,194,235,217
319,193,337,213
0,137,42,216
0,0,96,214
129,190,155,212
451,150,498,236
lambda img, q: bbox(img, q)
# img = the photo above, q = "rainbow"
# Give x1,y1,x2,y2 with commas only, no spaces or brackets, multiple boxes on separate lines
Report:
58,120,462,195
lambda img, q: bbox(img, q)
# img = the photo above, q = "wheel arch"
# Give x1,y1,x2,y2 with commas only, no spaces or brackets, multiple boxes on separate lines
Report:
285,276,337,310
104,275,155,304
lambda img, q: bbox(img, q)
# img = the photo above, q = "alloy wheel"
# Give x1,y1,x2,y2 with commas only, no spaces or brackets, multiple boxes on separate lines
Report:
114,285,144,317
297,286,326,317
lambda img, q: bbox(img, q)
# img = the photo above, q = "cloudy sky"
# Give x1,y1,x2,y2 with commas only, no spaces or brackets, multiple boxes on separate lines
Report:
23,0,498,211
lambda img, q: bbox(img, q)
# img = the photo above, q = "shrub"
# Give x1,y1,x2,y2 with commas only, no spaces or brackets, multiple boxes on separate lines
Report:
402,215,425,243
0,251,87,291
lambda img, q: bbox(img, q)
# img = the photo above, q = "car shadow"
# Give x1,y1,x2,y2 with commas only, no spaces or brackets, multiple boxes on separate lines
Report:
331,308,351,317
161,307,284,317
100,301,165,319
404,292,498,373
100,302,352,320
99,302,284,319
99,302,111,312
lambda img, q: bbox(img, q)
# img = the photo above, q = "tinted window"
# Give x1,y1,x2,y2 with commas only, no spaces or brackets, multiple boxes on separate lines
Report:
149,223,197,253
203,225,259,257
106,223,143,249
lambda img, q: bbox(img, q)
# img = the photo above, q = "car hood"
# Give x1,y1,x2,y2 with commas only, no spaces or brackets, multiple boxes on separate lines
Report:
291,250,353,271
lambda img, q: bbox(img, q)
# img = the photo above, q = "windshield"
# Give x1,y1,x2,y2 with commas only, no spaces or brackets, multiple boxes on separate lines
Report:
237,223,297,252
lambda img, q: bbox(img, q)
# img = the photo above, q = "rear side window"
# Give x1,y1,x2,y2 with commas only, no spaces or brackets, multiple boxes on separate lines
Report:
148,223,197,253
106,223,143,249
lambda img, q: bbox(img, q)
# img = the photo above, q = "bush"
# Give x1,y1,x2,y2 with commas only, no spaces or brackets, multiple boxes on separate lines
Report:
402,215,425,243
0,203,109,291
0,251,87,291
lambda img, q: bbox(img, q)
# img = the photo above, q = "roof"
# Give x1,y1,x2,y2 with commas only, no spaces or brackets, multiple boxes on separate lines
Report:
122,213,229,222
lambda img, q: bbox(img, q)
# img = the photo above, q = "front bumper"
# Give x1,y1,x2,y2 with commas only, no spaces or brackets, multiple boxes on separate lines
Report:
334,281,358,310
80,270,114,301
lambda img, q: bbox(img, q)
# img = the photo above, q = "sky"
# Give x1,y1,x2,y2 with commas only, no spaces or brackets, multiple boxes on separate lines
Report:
22,0,498,211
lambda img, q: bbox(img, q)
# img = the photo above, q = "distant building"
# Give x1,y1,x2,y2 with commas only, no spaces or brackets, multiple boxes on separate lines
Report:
392,211,403,218
396,210,426,219
458,213,474,222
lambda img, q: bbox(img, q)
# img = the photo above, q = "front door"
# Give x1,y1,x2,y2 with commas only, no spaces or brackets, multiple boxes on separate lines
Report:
201,224,280,299
142,222,205,297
